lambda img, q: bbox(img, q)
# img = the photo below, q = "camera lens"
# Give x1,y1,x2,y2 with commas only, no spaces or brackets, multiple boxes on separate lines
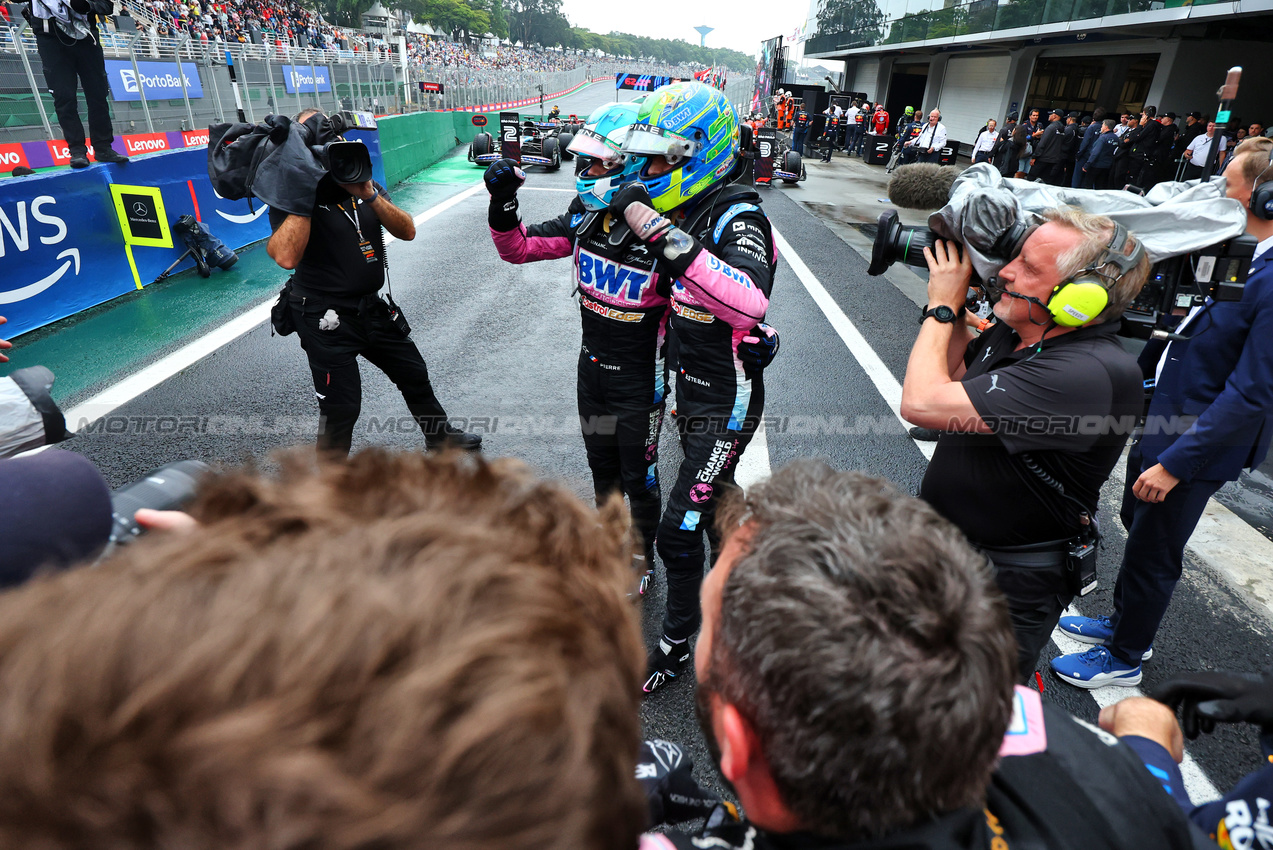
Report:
868,210,940,276
325,140,373,185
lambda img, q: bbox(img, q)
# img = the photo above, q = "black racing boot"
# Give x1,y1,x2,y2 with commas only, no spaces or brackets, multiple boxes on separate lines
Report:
643,634,690,695
69,154,90,168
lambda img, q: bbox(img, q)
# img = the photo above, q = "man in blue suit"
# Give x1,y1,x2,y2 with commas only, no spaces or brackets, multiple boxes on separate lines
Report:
1053,136,1273,688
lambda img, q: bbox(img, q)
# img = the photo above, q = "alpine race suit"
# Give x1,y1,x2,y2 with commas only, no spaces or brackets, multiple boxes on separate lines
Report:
655,186,778,642
489,193,671,564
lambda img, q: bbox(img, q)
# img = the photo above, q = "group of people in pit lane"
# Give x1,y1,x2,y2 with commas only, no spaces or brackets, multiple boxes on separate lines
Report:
485,82,779,694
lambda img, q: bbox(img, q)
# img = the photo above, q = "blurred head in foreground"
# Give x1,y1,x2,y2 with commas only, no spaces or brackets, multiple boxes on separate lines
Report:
0,449,645,850
695,460,1018,840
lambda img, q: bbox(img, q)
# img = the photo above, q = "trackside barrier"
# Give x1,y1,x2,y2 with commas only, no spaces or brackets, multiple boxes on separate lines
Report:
0,129,384,337
437,77,608,113
378,78,609,186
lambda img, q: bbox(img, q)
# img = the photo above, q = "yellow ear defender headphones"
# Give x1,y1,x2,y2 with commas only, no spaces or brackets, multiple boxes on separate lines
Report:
1046,221,1145,327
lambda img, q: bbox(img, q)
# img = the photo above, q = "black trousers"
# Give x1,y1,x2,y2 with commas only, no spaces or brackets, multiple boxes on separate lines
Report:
34,23,116,157
577,351,666,563
1081,166,1110,190
291,296,449,456
656,368,764,641
1107,441,1224,665
981,541,1073,682
1030,159,1065,185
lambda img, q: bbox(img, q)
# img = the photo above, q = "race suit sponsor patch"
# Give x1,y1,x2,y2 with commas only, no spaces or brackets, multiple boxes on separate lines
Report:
577,248,652,304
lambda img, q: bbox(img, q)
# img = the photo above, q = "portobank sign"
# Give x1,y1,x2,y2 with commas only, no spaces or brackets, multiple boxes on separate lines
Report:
104,59,205,102
0,196,79,304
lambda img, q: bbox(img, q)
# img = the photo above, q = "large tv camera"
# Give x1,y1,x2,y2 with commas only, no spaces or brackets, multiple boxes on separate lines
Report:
208,109,378,216
869,163,1250,333
1123,233,1256,336
310,110,377,185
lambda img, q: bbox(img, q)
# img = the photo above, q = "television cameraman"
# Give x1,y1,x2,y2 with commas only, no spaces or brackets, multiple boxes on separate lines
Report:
267,109,480,456
1053,136,1273,687
901,208,1151,680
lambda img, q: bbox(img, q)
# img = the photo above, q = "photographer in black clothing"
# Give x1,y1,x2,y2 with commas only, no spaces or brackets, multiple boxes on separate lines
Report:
268,109,479,457
901,208,1150,679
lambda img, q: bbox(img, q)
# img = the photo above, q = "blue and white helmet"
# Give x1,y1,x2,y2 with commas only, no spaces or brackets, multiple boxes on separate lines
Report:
570,102,640,212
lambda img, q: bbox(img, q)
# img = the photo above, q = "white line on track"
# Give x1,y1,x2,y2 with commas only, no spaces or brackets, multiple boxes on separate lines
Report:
66,183,485,430
770,226,934,461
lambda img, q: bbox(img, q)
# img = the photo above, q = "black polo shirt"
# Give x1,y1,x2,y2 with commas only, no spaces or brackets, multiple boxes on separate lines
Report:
919,320,1142,548
268,177,389,308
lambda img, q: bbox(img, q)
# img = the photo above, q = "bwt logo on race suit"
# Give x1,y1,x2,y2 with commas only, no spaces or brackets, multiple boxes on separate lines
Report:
576,248,652,304
0,196,80,305
105,60,204,101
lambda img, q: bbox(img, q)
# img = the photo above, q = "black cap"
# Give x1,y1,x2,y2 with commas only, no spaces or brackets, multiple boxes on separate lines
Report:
1007,112,1018,121
8,166,34,177
1050,107,1064,117
1164,111,1177,120
1187,111,1203,120
1067,111,1080,119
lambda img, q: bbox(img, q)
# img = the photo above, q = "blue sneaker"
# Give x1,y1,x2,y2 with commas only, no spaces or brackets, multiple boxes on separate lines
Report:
1051,646,1142,689
1057,615,1153,661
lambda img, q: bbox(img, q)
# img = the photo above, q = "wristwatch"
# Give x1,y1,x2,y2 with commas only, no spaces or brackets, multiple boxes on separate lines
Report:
919,304,965,325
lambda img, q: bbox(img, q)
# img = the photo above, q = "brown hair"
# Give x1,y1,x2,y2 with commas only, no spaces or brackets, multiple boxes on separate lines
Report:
710,460,1016,841
0,449,645,850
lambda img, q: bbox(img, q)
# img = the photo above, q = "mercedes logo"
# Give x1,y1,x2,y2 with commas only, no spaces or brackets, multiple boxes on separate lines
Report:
132,201,148,216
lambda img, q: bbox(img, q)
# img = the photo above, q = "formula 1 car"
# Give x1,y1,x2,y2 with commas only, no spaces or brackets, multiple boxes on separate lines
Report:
469,113,576,171
773,139,806,185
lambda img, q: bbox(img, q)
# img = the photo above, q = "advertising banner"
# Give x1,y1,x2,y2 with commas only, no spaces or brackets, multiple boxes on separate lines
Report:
419,81,445,93
104,59,204,101
281,64,332,94
615,73,677,91
0,143,30,171
754,127,775,183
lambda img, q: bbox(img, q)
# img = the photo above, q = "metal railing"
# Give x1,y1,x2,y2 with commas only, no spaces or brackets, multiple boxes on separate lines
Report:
1,23,403,143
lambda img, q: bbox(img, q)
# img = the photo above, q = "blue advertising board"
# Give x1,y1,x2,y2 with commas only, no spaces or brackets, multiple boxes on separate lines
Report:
281,64,332,94
104,59,204,101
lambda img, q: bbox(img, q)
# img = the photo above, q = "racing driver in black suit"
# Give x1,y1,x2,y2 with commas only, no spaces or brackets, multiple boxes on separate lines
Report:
610,81,780,693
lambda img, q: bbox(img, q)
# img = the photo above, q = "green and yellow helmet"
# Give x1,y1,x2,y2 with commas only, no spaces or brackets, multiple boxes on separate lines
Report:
619,82,740,214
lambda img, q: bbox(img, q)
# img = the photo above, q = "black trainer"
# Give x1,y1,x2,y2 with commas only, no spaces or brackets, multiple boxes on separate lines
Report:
908,426,941,441
69,155,90,169
426,426,482,452
643,635,690,695
94,148,129,164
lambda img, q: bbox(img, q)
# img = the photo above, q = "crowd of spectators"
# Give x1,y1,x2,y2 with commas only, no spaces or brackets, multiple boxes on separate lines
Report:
976,104,1268,191
405,34,576,72
124,0,344,48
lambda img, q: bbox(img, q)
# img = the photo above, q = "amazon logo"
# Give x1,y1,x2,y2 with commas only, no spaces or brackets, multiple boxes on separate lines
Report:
0,196,79,304
211,187,269,224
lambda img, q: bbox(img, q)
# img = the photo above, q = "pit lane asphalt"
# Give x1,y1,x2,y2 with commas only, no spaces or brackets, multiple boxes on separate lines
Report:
56,88,1273,810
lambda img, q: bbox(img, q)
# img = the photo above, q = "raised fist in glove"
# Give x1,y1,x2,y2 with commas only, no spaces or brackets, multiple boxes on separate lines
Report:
483,157,525,200
1151,670,1273,741
737,323,780,376
636,739,720,826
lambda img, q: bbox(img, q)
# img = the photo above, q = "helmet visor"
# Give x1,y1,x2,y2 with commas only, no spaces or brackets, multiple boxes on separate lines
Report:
622,123,699,163
567,127,625,168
